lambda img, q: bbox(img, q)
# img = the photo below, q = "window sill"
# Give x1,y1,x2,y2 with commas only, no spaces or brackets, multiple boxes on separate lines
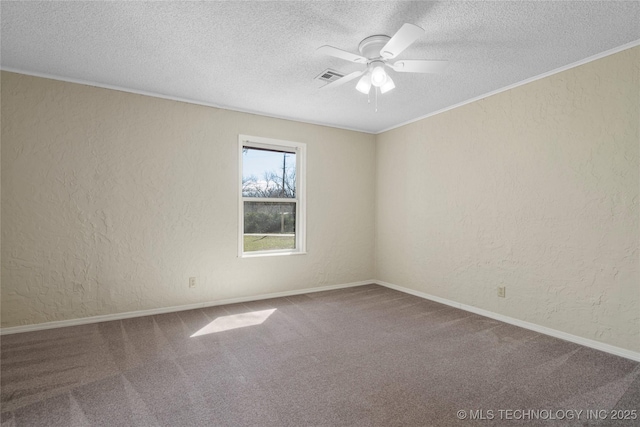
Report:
241,251,307,259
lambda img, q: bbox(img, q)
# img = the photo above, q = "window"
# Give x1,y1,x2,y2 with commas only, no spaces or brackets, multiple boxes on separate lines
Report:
239,135,306,257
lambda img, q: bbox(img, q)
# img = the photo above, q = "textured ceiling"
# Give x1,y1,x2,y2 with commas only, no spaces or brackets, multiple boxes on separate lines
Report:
2,1,639,134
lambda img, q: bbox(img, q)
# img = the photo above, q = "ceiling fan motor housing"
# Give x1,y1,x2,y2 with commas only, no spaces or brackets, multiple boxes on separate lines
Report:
358,35,391,60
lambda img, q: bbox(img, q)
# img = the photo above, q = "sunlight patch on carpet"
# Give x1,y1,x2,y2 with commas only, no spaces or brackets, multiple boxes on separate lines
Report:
190,309,276,337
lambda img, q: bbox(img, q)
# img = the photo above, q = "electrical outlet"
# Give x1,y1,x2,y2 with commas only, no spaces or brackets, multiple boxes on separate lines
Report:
497,286,506,298
189,277,197,288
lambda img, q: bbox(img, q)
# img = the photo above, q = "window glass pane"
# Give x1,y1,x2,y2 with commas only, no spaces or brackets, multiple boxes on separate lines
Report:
242,147,296,198
243,202,296,252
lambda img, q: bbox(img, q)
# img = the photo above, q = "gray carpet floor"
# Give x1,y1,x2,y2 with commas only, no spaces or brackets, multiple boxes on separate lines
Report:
1,284,638,426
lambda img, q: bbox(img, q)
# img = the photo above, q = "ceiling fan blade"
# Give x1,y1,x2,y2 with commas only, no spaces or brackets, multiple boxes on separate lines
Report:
391,60,449,74
380,23,424,59
316,45,367,63
320,70,364,89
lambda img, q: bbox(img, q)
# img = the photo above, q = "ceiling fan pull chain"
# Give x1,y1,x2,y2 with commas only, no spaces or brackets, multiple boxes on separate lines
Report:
375,87,378,113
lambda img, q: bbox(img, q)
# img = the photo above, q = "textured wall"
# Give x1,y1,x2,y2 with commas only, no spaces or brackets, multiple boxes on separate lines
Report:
2,47,639,355
375,47,639,352
1,72,375,327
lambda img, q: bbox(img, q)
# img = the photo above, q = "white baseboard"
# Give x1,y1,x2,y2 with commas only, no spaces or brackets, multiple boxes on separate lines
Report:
375,280,640,363
4,279,638,363
0,280,373,335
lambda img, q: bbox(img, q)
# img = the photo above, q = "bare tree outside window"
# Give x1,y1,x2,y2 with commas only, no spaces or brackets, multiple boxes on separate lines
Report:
242,148,296,199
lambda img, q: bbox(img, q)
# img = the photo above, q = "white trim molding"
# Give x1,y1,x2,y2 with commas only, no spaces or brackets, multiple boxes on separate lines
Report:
0,67,372,135
3,279,639,363
0,280,372,335
375,280,640,363
377,39,640,134
4,40,638,136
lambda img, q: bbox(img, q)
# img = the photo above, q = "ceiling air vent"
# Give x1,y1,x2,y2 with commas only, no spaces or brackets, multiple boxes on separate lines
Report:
315,69,344,83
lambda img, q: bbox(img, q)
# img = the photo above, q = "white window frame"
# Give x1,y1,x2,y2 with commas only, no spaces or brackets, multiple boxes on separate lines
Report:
238,135,307,258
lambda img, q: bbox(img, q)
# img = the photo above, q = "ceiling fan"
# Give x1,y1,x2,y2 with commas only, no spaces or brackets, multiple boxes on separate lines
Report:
317,23,448,95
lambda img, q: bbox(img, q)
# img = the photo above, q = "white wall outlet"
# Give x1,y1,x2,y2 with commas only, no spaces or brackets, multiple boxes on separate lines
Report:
497,286,506,298
189,277,197,288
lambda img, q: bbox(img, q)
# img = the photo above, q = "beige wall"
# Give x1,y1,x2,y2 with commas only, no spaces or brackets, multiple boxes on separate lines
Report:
2,46,638,354
1,72,376,327
376,47,639,352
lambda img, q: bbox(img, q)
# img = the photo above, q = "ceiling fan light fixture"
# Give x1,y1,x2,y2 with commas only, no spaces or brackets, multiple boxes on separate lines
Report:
370,64,387,87
380,75,395,94
316,23,446,103
355,73,372,94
